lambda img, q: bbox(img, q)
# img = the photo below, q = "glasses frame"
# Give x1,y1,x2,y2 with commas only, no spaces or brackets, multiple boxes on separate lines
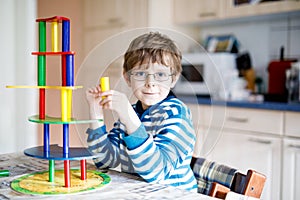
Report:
129,71,174,82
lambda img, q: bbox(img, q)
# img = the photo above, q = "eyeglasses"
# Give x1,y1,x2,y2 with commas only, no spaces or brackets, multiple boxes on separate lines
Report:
130,71,173,81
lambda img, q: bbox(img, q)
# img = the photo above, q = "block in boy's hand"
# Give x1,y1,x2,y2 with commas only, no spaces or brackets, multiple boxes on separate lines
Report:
100,77,110,99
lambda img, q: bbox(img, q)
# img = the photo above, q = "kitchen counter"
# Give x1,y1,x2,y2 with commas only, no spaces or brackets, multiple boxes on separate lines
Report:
178,95,300,112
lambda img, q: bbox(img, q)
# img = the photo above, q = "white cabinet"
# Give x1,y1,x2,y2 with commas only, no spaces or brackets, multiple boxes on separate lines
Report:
174,0,300,24
174,0,224,24
284,111,300,138
188,104,300,200
188,103,300,199
225,0,300,19
204,128,281,200
187,104,205,157
203,106,284,135
84,0,129,28
282,138,300,200
282,111,300,200
83,0,147,29
193,105,283,200
82,0,148,55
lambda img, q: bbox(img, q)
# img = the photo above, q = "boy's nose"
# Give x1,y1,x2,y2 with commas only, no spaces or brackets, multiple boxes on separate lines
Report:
145,74,156,81
145,74,156,86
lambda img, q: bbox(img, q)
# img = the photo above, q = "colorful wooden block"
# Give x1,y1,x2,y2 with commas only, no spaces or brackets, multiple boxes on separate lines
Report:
7,16,108,191
51,21,58,52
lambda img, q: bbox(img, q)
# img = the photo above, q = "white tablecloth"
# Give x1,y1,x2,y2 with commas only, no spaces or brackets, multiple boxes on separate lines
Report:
0,153,215,200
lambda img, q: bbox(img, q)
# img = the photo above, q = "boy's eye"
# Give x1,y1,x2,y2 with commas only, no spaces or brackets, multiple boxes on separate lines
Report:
155,72,167,77
130,70,172,81
134,71,146,77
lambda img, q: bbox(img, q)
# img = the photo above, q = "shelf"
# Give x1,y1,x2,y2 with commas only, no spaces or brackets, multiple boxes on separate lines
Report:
28,115,103,124
6,85,82,90
24,144,98,160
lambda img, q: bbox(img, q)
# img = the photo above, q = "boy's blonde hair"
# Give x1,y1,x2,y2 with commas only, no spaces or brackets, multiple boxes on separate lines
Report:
123,32,182,76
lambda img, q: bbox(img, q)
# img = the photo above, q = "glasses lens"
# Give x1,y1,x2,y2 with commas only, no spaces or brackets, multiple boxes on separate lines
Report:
154,72,169,81
132,71,146,80
130,71,171,81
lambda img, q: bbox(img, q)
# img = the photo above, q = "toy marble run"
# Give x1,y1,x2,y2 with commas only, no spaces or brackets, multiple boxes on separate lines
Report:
6,16,107,189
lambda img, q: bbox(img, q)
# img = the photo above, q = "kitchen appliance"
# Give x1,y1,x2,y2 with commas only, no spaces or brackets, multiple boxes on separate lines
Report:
173,53,237,97
268,60,294,95
267,47,297,102
236,52,256,92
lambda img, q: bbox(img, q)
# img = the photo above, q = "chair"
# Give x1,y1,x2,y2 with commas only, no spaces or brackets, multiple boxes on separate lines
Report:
191,157,266,200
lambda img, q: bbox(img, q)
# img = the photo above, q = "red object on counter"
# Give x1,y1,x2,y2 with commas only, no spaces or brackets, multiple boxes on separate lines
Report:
268,60,295,94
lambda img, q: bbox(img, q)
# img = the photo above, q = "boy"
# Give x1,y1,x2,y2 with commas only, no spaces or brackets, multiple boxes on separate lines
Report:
86,32,197,192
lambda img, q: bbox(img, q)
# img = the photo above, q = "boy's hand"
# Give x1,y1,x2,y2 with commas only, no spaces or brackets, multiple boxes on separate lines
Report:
86,86,103,120
99,90,130,116
100,90,141,134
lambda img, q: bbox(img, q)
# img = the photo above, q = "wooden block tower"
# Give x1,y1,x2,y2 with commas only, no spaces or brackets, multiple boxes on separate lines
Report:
33,16,77,187
7,16,109,193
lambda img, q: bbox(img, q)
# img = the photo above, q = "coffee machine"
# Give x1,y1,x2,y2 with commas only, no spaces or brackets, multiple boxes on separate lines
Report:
268,47,297,102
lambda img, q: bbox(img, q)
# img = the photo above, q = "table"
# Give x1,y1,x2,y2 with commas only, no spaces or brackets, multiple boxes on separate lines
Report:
0,153,215,199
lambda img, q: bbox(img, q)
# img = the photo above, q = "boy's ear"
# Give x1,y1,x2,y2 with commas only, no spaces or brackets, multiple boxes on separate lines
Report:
170,74,180,88
123,72,131,87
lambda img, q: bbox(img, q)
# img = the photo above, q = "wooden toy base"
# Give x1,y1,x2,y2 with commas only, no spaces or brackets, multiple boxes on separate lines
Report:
11,169,110,195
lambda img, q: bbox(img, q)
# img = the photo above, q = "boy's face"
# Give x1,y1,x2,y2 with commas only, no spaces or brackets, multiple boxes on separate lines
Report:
124,63,179,110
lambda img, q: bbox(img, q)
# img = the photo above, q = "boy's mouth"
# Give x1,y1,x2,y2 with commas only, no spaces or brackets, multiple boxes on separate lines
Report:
143,92,157,95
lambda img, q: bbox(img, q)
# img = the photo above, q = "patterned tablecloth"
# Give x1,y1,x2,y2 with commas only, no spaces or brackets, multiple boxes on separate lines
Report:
0,153,215,200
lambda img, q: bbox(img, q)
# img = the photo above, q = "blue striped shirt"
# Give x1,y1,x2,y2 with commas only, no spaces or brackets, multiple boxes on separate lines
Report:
86,95,197,192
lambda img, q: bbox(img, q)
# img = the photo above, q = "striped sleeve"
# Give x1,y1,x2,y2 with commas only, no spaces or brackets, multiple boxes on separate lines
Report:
86,123,123,168
126,99,197,191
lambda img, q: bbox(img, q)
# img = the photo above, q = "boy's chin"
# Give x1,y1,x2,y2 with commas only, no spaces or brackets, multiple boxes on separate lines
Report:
142,98,164,107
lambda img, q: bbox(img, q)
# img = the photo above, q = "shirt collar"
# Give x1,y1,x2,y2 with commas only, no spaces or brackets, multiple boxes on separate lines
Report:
135,91,176,116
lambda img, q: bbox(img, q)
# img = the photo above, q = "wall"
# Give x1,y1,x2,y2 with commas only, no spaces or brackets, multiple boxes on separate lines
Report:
199,16,300,92
37,0,84,147
0,0,85,153
147,0,200,51
0,0,37,153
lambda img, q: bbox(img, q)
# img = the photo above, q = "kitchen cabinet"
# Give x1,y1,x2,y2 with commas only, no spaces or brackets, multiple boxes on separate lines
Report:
284,111,300,138
204,106,284,135
188,103,300,199
83,0,147,29
225,0,300,19
282,138,300,200
174,0,224,24
173,0,300,25
203,127,281,200
187,104,205,157
82,0,148,55
84,0,129,28
282,111,300,200
197,105,282,200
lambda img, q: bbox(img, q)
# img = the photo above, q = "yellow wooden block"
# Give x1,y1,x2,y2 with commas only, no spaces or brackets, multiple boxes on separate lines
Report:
100,77,110,99
67,90,72,119
61,89,69,122
52,21,58,52
100,77,110,91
